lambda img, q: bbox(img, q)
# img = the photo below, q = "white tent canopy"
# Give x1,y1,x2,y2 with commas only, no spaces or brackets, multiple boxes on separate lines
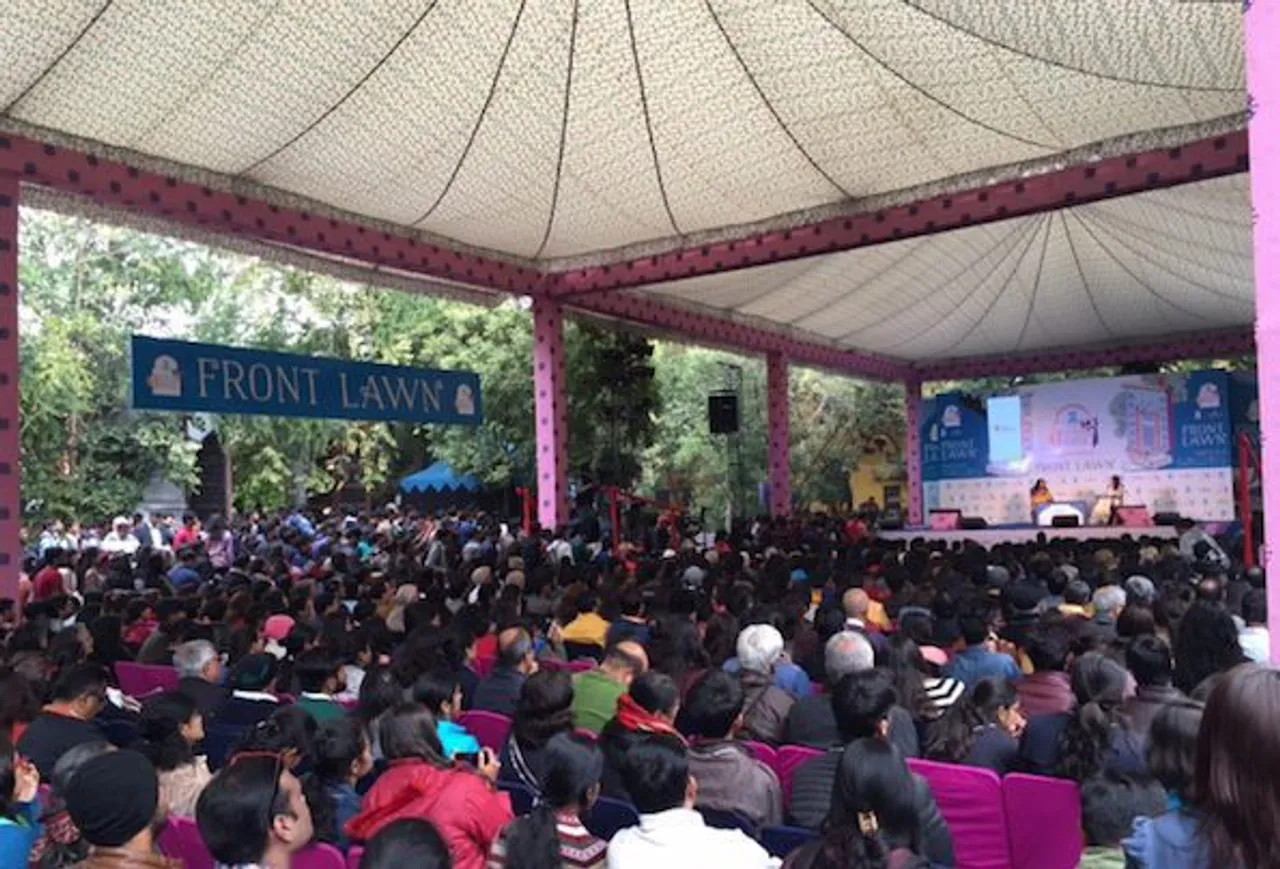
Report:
0,0,1252,364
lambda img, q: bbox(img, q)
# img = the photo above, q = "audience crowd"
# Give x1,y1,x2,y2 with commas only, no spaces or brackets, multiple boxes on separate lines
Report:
0,506,1276,869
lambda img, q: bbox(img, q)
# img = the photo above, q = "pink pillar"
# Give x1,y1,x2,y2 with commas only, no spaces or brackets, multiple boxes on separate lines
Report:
0,174,17,599
905,377,924,527
1247,1,1280,664
532,299,569,530
767,352,791,516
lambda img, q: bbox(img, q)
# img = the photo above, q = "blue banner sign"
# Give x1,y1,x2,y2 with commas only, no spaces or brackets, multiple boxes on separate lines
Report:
131,336,482,425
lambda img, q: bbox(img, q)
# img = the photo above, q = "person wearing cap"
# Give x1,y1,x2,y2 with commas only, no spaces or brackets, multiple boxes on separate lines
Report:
64,749,178,868
213,654,281,729
101,517,140,557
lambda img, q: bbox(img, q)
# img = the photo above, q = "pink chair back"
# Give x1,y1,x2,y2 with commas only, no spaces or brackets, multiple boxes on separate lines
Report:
907,759,1012,869
538,658,569,673
294,842,347,869
158,816,214,869
458,710,513,752
473,655,497,678
114,662,180,697
773,745,822,807
1003,774,1083,869
742,740,778,770
568,659,596,673
347,846,364,868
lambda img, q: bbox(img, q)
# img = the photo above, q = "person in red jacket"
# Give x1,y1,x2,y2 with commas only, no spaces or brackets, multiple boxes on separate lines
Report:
346,703,512,869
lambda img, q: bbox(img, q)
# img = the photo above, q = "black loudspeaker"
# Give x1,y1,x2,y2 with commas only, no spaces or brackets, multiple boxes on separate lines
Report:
879,515,904,531
708,393,739,434
960,516,988,530
1153,512,1182,527
1051,515,1080,528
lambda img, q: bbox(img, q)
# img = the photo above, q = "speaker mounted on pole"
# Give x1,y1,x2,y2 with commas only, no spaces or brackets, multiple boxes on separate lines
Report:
708,392,739,435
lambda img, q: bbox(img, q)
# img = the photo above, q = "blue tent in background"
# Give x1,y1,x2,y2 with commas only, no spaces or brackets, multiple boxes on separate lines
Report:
399,461,481,494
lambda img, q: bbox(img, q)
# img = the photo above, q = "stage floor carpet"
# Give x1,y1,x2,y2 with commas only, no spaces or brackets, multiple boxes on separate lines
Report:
879,524,1178,546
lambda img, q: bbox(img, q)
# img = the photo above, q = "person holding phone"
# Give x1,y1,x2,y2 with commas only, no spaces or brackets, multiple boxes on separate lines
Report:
0,734,42,867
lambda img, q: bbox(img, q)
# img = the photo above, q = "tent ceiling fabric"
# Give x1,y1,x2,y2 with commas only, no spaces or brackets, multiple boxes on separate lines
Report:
0,0,1253,367
634,175,1255,362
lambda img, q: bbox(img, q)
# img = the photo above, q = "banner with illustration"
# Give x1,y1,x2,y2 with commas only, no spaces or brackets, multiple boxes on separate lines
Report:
921,371,1238,522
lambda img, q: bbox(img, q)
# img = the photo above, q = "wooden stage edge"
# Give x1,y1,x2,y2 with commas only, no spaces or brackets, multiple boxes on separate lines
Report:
878,525,1180,546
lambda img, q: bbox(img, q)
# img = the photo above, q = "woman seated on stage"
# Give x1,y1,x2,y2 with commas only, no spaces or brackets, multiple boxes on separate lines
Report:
1029,479,1054,520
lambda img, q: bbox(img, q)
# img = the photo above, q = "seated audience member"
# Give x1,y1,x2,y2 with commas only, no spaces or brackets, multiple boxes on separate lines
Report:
876,634,947,739
414,671,481,761
361,818,452,869
680,670,782,828
0,731,41,867
215,653,282,728
605,588,652,648
789,671,953,866
0,670,41,744
572,641,648,735
19,664,108,779
135,691,212,819
173,639,229,721
599,672,683,801
735,624,796,744
561,594,611,651
1091,585,1126,638
1079,774,1168,869
786,632,917,757
474,628,539,717
136,599,187,665
1237,588,1269,664
501,670,576,794
1021,652,1145,781
64,750,172,869
308,717,374,850
235,706,319,774
489,733,609,869
843,587,889,641
1123,668,1267,868
784,739,930,869
1015,619,1074,718
607,738,778,869
294,649,347,723
1060,580,1094,619
35,740,115,868
1171,600,1247,696
1121,636,1185,742
942,600,1021,687
197,750,314,869
927,677,1024,775
347,704,512,869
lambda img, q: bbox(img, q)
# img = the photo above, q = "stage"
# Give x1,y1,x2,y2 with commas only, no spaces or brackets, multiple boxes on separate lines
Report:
879,524,1179,546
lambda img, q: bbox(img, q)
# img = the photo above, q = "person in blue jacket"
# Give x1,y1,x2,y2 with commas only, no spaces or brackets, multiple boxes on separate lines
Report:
414,672,481,761
0,732,42,867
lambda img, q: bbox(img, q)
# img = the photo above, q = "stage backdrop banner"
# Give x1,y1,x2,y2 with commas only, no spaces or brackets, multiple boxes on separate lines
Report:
131,336,482,425
922,371,1236,523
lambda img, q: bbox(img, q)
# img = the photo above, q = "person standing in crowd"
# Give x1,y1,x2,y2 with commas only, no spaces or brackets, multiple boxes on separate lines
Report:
198,751,314,869
607,739,779,869
572,641,648,734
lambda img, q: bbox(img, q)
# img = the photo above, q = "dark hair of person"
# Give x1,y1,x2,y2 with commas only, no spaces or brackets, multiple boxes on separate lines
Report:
1242,588,1267,626
0,730,19,821
308,718,369,845
41,740,115,866
830,669,897,744
875,634,933,721
702,612,740,667
293,649,341,695
51,663,107,704
956,598,993,646
816,738,918,869
360,818,452,869
619,737,689,815
236,706,318,767
1023,619,1071,673
357,665,402,727
497,628,533,669
87,614,130,667
412,671,460,717
1172,601,1247,695
1146,699,1203,799
927,677,1018,765
1197,665,1280,869
196,754,296,866
512,670,574,750
1054,653,1130,782
0,670,39,735
378,703,447,766
1080,773,1169,848
1115,605,1156,640
49,626,87,675
628,671,679,718
137,691,199,772
646,616,708,690
500,734,603,869
679,670,744,740
1125,635,1173,688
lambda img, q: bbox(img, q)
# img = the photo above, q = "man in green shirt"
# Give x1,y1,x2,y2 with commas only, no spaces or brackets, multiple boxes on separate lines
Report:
571,640,648,733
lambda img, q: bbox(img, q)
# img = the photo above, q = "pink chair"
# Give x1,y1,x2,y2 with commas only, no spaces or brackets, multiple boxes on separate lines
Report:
772,745,822,807
473,656,497,678
458,710,513,752
1003,773,1083,869
294,843,347,868
907,759,1012,869
538,658,569,673
158,816,214,869
114,661,180,697
568,659,596,673
742,740,778,770
347,846,364,868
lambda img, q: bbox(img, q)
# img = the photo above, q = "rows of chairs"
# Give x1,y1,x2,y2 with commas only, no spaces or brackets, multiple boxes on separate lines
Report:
160,817,357,869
